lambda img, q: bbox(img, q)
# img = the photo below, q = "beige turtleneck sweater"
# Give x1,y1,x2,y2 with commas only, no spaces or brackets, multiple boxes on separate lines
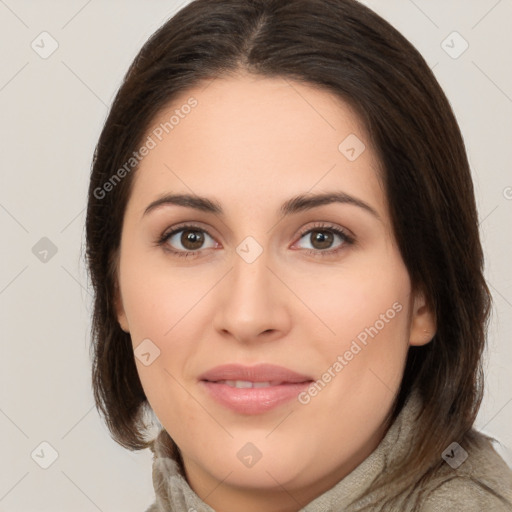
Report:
144,390,512,511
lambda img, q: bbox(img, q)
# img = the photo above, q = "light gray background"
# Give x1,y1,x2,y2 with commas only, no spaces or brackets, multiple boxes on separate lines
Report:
1,1,511,510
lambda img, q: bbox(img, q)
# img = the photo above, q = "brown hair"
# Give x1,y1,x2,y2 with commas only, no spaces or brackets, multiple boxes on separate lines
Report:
86,0,491,503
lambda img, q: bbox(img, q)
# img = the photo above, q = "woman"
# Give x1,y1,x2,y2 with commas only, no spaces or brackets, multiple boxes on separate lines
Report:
85,0,512,510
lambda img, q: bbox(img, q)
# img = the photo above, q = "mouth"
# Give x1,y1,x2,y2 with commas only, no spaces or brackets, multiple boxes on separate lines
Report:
198,364,314,414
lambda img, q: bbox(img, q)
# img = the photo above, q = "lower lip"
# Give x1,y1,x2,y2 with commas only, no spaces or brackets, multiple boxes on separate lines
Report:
200,381,312,414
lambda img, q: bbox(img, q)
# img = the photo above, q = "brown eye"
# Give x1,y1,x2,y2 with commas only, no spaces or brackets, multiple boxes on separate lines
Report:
309,230,334,250
160,225,217,255
180,229,205,250
294,224,354,256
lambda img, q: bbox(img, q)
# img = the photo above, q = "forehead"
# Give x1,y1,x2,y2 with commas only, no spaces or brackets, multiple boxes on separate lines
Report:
155,73,368,158
128,74,386,220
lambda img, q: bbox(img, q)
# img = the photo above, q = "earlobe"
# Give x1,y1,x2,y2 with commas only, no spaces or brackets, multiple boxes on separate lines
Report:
409,291,436,346
114,284,130,333
117,312,130,333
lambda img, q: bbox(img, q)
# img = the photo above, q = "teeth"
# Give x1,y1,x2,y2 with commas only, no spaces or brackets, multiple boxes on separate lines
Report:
232,380,253,388
222,380,273,388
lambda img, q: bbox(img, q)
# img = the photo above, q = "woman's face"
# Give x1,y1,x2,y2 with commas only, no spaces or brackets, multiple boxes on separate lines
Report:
115,74,434,511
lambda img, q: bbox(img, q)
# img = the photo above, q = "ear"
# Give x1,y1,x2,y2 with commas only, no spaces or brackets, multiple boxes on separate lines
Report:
409,289,436,346
114,281,130,333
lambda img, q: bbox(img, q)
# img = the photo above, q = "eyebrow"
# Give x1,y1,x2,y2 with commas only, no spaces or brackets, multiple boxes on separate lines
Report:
143,191,380,220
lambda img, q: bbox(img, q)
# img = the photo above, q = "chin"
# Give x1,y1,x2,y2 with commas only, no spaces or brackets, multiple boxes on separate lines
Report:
182,434,302,485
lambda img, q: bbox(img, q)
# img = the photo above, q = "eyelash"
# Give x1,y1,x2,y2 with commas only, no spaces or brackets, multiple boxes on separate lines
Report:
156,222,355,259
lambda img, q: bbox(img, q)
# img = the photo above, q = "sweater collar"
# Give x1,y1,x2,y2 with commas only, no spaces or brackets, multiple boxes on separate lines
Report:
148,390,422,511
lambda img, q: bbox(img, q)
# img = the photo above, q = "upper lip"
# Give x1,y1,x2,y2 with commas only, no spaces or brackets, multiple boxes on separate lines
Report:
199,364,313,384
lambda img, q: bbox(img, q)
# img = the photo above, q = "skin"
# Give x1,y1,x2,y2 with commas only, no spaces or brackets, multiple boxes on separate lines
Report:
115,73,436,512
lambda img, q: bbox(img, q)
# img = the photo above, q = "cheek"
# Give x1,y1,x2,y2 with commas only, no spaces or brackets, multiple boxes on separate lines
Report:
117,250,203,415
295,265,411,438
307,255,410,348
306,247,412,394
119,247,210,343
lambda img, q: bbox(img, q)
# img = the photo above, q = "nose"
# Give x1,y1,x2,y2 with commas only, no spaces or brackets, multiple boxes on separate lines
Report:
212,246,292,344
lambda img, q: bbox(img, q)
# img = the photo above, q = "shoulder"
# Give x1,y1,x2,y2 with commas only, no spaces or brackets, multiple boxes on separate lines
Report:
419,433,512,511
420,477,512,511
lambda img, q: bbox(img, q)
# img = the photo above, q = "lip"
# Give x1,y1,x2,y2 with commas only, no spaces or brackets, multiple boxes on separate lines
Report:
199,364,314,415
